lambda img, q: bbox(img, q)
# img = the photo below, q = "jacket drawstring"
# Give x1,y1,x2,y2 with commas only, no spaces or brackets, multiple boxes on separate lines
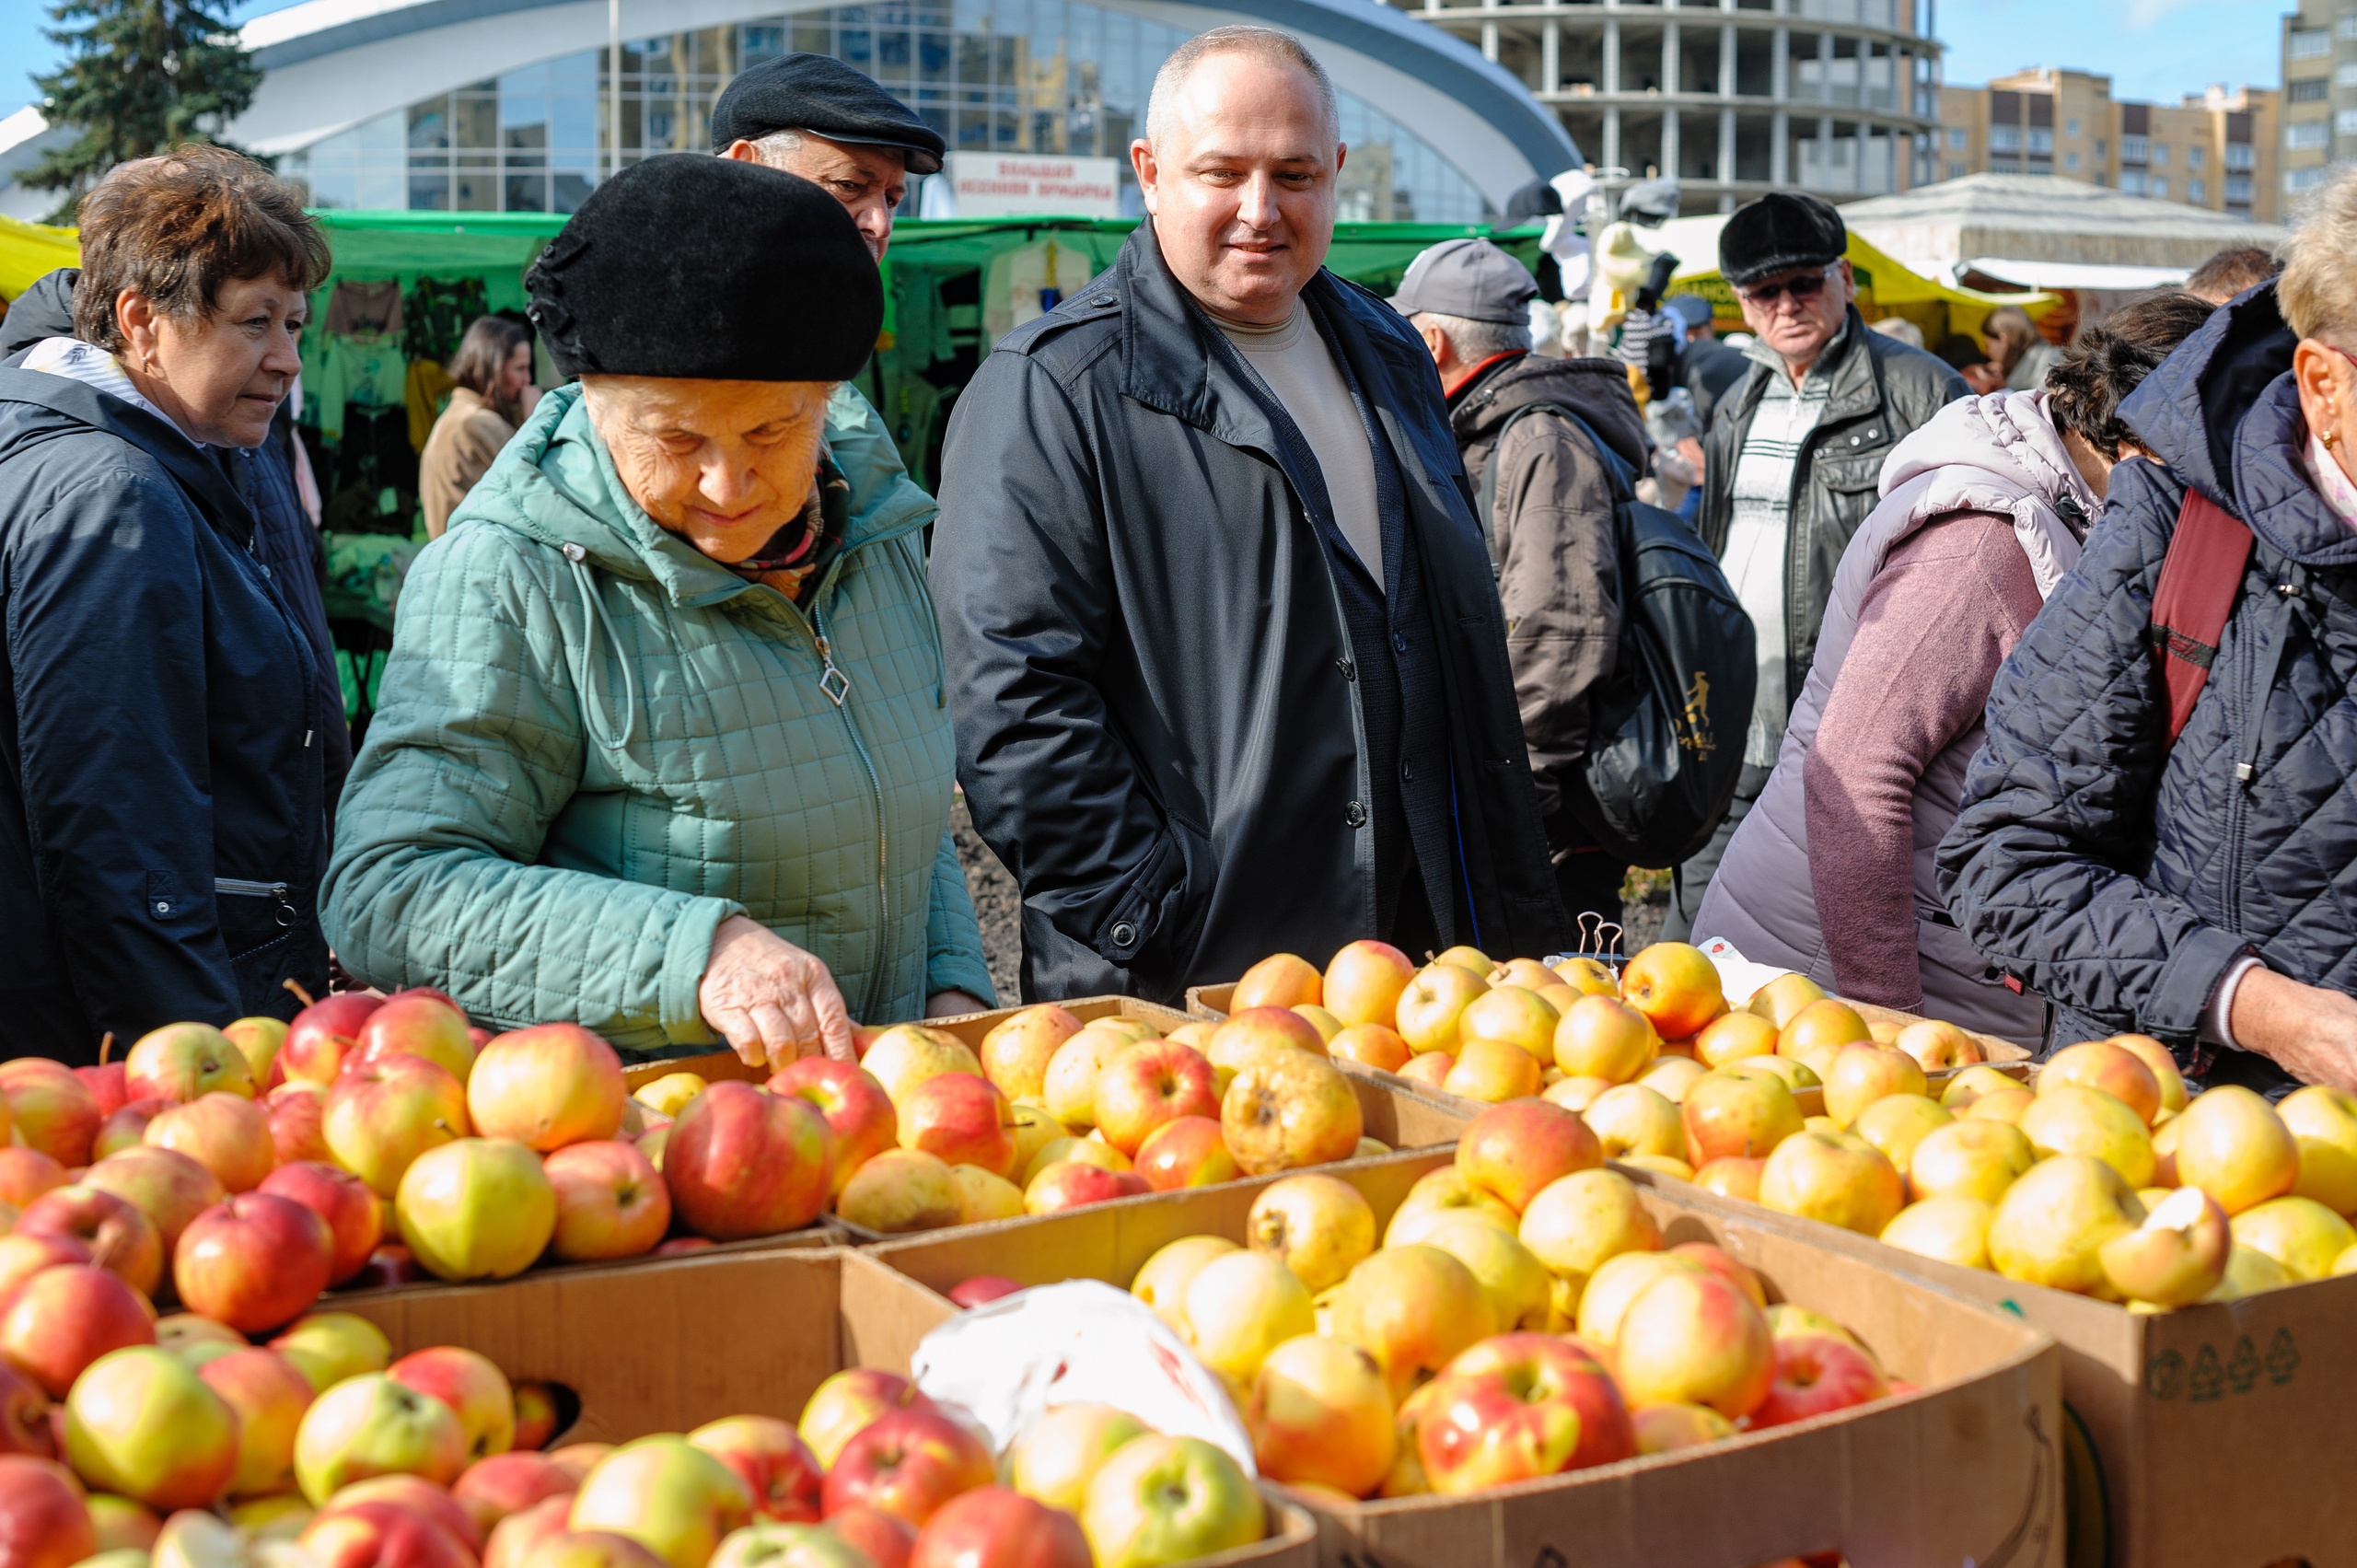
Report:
560,542,638,749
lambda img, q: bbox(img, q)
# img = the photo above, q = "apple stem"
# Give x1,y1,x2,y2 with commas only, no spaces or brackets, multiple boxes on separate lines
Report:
284,978,318,1008
98,1031,113,1065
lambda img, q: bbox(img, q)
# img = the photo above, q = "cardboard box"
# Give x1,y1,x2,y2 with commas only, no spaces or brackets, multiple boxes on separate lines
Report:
332,1245,1318,1568
865,1148,2063,1568
1723,1182,2357,1568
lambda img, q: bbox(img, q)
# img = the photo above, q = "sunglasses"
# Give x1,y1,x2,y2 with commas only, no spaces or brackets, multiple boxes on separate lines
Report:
1736,266,1836,306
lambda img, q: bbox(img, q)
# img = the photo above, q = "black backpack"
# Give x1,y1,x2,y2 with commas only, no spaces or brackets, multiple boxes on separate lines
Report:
1478,403,1757,867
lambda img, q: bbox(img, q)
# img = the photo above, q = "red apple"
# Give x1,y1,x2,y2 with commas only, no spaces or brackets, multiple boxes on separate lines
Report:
261,1161,385,1285
1749,1331,1889,1429
1091,1043,1221,1157
283,993,385,1086
664,1082,835,1242
826,1505,915,1568
83,1145,226,1252
13,1185,162,1296
298,1498,475,1568
0,1235,90,1300
898,1073,1016,1178
93,1098,170,1160
548,1444,612,1483
324,1053,470,1198
0,1454,92,1568
390,1346,515,1461
352,995,478,1086
344,1245,427,1292
512,1381,563,1452
820,1408,993,1528
910,1485,1090,1568
143,1091,275,1193
0,1365,51,1459
123,1024,256,1103
467,1025,627,1153
0,1061,99,1168
689,1415,822,1522
1415,1332,1633,1493
543,1141,670,1262
268,1083,334,1166
0,1151,66,1212
175,1193,335,1334
946,1276,1023,1309
768,1060,897,1197
75,1063,129,1117
485,1494,574,1568
653,1237,711,1256
318,1472,486,1555
196,1345,316,1497
1132,1116,1239,1192
0,1266,155,1395
458,1449,576,1533
797,1369,936,1470
1022,1160,1133,1214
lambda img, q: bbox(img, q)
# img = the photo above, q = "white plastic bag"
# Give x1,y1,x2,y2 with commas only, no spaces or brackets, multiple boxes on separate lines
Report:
1693,935,1796,1010
908,1280,1258,1473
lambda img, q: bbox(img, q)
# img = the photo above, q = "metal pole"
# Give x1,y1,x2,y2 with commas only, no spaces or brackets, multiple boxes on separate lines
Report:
609,0,621,180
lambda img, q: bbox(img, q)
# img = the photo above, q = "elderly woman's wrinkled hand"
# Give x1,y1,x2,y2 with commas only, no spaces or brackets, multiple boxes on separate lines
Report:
699,914,856,1065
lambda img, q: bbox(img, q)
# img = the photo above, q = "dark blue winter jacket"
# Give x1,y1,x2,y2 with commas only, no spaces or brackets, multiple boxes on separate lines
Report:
1938,285,2344,1094
0,365,331,1063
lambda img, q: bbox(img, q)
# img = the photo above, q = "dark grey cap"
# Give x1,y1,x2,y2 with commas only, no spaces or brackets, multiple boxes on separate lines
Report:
710,53,946,175
1388,238,1538,325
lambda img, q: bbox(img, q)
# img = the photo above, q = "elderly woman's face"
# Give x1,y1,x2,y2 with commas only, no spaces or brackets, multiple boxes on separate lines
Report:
584,377,833,564
118,273,308,448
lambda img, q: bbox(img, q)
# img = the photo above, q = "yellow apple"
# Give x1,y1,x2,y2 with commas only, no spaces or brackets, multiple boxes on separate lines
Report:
1572,1249,1693,1345
1325,1245,1494,1400
1583,1084,1686,1161
978,1005,1085,1102
1247,1333,1397,1498
1720,1054,1820,1092
1434,946,1492,974
1385,1167,1517,1243
1041,1028,1133,1131
2040,1040,2164,1127
1181,1250,1314,1389
861,1026,983,1109
1964,1087,2037,1126
1007,1402,1148,1514
1246,1174,1376,1294
1747,972,1827,1028
1232,954,1324,1013
1851,1094,1951,1173
1758,1130,1904,1236
1516,1167,1662,1289
1551,957,1619,997
1618,943,1725,1042
1631,1402,1736,1455
1440,1040,1544,1104
1987,1155,2146,1295
2109,1034,2189,1115
1880,1197,1993,1270
1693,1012,1779,1069
1892,1020,1981,1072
1906,1118,2035,1204
1822,1045,1928,1129
1130,1235,1238,1331
2099,1185,2230,1307
1291,1005,1344,1045
2279,1085,2357,1216
947,1164,1026,1225
1542,1075,1616,1112
2173,1086,2300,1215
1612,1271,1772,1420
1408,1211,1552,1332
1322,941,1417,1030
1394,967,1491,1056
1221,1050,1363,1174
1635,1056,1707,1103
1939,1064,2024,1111
1551,995,1660,1083
2229,1194,2357,1281
2021,1086,2156,1188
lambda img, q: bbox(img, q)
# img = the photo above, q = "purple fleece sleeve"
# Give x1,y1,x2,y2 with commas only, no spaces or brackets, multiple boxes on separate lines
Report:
1805,511,2045,1009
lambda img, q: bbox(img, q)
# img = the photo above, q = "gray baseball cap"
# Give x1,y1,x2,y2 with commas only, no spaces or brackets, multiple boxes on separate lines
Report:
1389,238,1538,326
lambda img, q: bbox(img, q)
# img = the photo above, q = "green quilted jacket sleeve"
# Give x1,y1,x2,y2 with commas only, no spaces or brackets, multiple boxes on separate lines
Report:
926,823,996,1006
322,524,740,1050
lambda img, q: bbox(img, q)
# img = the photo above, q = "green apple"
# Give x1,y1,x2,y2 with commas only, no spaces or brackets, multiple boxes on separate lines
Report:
64,1346,241,1511
569,1435,756,1568
395,1137,557,1282
293,1372,469,1503
1080,1435,1263,1568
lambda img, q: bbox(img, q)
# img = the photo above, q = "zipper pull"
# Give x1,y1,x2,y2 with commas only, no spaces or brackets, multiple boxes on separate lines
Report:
815,633,851,707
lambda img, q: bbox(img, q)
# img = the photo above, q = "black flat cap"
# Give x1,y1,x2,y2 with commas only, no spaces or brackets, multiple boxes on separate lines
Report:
527,156,881,381
1719,192,1847,288
711,53,945,175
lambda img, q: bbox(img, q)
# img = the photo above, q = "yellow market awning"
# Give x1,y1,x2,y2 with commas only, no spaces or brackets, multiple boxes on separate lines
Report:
0,214,79,303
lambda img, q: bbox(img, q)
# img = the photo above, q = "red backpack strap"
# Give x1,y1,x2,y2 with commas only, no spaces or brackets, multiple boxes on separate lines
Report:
2147,486,2255,746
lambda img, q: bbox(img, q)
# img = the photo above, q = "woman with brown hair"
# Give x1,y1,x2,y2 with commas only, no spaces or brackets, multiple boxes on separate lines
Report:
0,145,334,1063
1981,304,2062,392
420,314,539,537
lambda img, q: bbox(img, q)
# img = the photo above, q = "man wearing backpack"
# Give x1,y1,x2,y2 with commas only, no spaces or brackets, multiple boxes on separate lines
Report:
1664,192,1968,940
1397,239,1654,930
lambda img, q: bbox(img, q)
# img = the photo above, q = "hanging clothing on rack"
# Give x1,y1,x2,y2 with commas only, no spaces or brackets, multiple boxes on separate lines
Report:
405,359,457,451
325,279,404,340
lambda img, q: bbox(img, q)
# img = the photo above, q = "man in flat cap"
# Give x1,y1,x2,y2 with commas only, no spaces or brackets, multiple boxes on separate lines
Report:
714,52,945,263
1663,191,1965,938
931,28,1567,1005
1395,238,1651,933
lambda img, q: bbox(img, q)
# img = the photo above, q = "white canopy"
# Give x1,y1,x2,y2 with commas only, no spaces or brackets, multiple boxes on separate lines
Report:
1964,257,2192,292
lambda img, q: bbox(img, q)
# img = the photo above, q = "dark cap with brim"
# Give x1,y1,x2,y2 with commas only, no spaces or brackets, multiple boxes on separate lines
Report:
1719,191,1847,288
527,155,881,381
711,53,945,175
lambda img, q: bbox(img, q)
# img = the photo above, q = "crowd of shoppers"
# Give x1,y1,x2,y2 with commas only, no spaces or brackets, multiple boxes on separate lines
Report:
6,29,2355,1099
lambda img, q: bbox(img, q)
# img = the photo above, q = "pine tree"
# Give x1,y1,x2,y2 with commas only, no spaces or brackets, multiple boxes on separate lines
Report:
27,0,262,219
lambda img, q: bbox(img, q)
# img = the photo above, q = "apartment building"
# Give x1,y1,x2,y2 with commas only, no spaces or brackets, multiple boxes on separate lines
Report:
2282,2,2347,204
1936,68,2277,223
1385,0,1944,215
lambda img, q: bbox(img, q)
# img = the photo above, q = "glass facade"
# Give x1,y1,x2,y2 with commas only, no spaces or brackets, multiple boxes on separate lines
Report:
279,0,1491,222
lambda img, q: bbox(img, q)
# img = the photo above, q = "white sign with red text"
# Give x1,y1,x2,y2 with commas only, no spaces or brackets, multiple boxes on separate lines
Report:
945,152,1123,218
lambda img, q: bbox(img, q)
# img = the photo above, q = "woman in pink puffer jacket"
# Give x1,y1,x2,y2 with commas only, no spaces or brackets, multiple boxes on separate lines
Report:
1693,293,2214,1043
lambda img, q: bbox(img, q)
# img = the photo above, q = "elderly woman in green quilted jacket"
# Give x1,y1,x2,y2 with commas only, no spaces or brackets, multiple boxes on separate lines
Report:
323,156,993,1064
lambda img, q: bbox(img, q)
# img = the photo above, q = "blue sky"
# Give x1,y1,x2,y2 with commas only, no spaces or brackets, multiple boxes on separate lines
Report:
0,0,2285,112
